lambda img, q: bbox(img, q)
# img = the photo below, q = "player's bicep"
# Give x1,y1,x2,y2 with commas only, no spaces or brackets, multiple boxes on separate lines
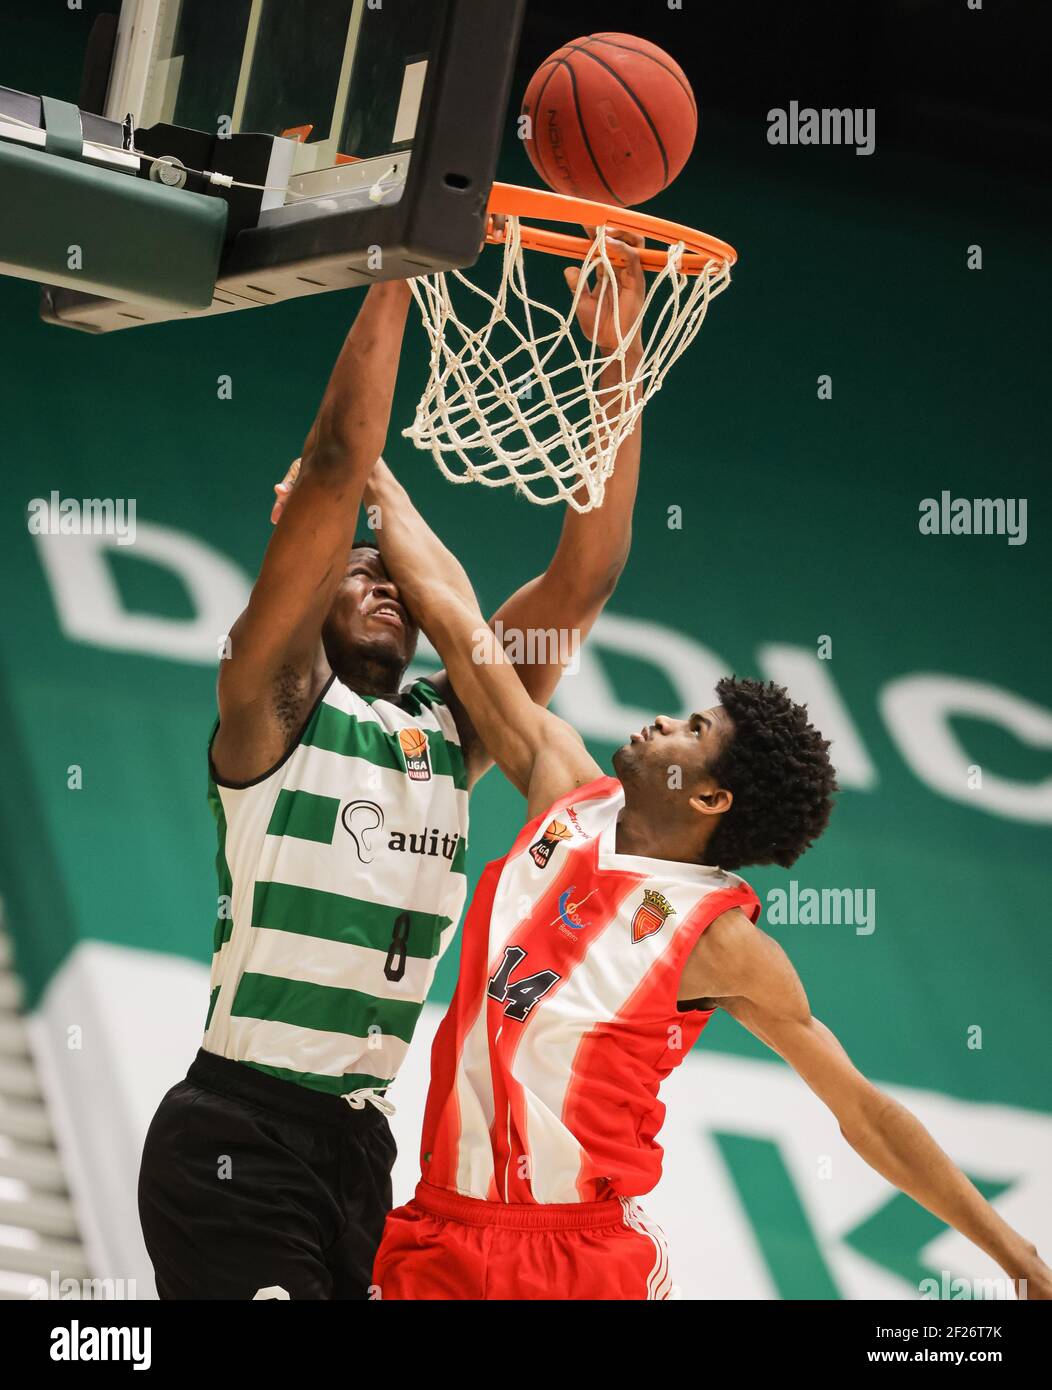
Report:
428,654,600,808
427,662,601,803
525,725,603,818
430,601,554,782
485,567,611,711
220,459,364,709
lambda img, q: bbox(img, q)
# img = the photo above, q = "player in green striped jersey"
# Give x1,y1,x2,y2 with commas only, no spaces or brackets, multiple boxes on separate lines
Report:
139,238,650,1298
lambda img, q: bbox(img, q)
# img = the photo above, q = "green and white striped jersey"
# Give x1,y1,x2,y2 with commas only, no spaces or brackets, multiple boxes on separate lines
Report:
203,674,468,1099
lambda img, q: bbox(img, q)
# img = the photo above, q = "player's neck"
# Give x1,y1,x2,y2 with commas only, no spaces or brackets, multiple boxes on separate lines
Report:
326,656,403,700
615,803,712,866
342,664,403,699
320,641,405,700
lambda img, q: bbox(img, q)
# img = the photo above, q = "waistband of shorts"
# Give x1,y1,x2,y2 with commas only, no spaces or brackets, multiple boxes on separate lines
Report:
187,1048,388,1128
413,1180,627,1230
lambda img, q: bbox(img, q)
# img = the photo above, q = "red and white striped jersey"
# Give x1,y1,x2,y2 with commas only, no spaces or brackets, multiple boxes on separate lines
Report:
419,776,761,1204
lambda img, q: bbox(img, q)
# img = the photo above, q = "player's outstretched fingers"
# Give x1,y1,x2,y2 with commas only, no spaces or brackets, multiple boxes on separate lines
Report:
484,212,508,253
605,228,645,283
607,226,645,249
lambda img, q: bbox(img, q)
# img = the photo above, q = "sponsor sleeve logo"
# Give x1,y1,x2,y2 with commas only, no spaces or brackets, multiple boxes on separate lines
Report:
529,818,573,868
398,727,432,781
551,885,597,931
631,888,677,943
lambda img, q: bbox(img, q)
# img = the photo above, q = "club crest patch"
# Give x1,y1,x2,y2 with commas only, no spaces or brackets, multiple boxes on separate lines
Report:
631,888,676,943
529,818,573,868
398,727,432,782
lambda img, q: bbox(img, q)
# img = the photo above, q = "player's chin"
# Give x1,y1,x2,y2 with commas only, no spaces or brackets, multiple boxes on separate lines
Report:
612,742,637,777
350,609,398,644
363,625,412,663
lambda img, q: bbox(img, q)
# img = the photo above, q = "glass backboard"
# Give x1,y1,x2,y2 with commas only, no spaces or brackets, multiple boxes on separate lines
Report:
42,0,525,332
106,0,443,178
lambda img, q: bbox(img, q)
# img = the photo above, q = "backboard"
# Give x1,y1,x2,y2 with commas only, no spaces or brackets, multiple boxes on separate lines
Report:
105,0,441,191
31,0,526,332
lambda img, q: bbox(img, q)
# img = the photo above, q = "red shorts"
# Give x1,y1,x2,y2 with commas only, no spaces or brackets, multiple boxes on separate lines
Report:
372,1181,674,1300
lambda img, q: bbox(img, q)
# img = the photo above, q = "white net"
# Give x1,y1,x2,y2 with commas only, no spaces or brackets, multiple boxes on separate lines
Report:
404,215,732,512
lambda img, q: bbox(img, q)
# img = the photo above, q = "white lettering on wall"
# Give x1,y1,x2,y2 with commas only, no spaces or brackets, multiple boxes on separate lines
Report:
881,675,1052,823
33,523,250,664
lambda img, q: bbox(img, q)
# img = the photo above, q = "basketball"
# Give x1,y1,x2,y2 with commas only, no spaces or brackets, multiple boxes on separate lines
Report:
520,33,698,207
398,727,428,759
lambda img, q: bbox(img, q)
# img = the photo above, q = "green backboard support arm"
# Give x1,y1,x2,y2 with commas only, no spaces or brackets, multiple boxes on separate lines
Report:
0,97,228,311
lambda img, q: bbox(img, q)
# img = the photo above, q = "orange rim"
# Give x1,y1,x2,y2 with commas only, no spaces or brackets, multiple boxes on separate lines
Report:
486,182,737,276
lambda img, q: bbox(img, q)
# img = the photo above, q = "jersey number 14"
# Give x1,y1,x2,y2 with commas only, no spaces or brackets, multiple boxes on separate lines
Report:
487,946,561,1021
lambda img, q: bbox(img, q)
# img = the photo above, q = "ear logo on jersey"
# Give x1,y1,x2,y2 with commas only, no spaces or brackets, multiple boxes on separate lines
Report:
631,889,676,943
529,818,573,868
341,799,384,862
398,727,432,781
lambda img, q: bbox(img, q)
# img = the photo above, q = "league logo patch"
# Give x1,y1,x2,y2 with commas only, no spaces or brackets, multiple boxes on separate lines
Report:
529,818,573,868
631,888,676,943
398,727,432,782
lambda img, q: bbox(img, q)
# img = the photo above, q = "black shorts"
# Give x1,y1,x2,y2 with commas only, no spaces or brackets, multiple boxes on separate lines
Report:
138,1048,397,1300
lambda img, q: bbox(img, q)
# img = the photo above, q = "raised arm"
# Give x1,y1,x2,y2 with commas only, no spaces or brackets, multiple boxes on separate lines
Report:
267,236,646,787
485,229,647,706
679,909,1052,1299
365,462,602,816
213,280,411,782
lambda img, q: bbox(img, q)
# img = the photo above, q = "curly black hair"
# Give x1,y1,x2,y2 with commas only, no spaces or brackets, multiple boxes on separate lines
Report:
705,677,838,871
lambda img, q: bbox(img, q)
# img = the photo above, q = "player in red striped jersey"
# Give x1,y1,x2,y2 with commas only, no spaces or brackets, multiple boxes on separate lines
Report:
362,462,1052,1301
360,457,1052,1302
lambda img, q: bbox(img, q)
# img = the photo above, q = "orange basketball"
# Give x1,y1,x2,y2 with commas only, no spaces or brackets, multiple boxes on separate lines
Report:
520,33,697,208
398,728,428,759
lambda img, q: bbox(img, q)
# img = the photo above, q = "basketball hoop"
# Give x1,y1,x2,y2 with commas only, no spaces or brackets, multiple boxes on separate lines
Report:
404,182,737,512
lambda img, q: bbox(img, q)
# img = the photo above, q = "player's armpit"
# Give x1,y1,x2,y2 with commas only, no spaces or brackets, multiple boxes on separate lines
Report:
677,907,790,1007
419,666,600,806
419,669,498,791
213,460,366,783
